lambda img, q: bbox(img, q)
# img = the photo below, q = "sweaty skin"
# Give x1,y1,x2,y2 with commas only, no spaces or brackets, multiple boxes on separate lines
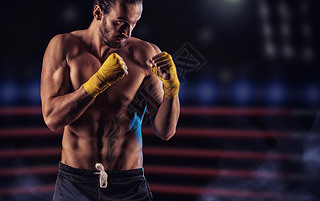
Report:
41,1,180,170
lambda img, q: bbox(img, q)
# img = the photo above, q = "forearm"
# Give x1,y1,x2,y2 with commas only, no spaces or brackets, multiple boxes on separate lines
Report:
42,86,94,131
146,51,181,140
152,96,180,140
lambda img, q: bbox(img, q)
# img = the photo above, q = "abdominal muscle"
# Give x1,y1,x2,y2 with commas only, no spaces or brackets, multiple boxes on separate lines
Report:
60,103,144,171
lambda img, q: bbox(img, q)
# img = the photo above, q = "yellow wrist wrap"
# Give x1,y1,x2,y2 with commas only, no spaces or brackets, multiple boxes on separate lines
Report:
83,53,127,97
151,52,180,99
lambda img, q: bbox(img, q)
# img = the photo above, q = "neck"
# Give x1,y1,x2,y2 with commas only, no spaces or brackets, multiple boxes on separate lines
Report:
87,21,116,60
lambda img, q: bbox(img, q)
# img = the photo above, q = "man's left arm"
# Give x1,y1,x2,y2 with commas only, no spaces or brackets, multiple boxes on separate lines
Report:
144,44,180,141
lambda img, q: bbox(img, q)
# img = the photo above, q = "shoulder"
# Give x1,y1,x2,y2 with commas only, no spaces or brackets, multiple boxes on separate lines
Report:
45,31,86,62
48,31,86,52
47,33,77,50
124,37,161,68
126,37,160,53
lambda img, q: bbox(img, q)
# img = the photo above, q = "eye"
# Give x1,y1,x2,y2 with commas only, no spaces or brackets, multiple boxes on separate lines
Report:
116,20,125,25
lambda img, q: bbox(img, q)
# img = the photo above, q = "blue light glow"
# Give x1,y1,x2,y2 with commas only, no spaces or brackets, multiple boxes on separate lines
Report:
178,84,190,104
266,82,286,105
0,81,19,105
195,81,216,105
25,81,41,105
305,84,320,106
232,81,253,105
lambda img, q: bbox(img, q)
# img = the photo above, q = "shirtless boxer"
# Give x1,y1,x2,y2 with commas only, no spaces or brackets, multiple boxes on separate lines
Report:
40,0,180,200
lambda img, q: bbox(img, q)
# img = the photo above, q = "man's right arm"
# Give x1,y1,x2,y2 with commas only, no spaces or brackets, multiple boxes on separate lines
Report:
41,34,94,131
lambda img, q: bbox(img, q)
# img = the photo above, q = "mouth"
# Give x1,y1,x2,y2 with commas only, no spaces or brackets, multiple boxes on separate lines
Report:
117,34,128,39
116,36,127,43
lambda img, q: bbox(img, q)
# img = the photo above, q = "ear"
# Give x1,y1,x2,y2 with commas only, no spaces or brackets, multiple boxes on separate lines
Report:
93,5,103,20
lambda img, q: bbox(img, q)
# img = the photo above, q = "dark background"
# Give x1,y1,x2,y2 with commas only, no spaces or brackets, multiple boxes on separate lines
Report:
0,0,320,201
0,0,319,108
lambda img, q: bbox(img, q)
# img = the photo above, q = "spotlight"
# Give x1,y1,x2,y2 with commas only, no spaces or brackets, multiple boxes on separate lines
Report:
280,23,290,37
262,23,272,38
259,0,269,18
282,43,293,58
198,27,214,45
203,0,247,18
264,41,276,58
61,5,79,24
225,0,242,3
278,1,290,19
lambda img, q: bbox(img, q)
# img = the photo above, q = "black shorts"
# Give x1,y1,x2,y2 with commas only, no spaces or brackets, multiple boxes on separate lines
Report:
53,162,154,201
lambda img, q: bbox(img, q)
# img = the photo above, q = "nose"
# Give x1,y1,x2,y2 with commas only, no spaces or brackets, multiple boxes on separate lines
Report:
121,24,133,37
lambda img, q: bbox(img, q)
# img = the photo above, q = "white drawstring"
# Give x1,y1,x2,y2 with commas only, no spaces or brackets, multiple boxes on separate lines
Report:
95,163,108,188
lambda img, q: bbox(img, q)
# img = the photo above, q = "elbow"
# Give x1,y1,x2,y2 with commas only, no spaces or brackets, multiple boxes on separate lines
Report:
158,129,176,141
44,117,62,132
151,117,178,141
152,120,177,141
161,135,173,141
41,100,65,132
43,112,63,132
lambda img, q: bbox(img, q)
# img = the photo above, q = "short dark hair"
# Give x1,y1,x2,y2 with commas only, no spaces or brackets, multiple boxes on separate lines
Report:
93,0,143,14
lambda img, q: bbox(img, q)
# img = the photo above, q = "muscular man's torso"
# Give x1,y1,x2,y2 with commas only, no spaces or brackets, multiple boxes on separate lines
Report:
60,30,159,170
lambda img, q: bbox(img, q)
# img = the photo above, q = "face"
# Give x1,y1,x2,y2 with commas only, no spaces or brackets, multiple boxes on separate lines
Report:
99,1,142,48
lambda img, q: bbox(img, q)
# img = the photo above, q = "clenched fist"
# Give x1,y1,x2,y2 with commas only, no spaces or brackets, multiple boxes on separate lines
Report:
147,52,180,98
83,53,128,97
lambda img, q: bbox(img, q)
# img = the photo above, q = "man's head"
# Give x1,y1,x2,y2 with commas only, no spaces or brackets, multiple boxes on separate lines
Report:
93,0,143,48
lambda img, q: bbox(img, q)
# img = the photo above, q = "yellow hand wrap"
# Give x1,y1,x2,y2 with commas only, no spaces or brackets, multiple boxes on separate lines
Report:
83,53,127,97
151,52,180,99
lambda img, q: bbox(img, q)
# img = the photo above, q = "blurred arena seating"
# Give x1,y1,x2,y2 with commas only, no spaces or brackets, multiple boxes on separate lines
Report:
0,106,319,201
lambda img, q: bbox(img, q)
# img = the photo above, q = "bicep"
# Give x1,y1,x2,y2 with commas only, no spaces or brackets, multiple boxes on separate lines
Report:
41,35,71,104
143,43,163,118
135,41,163,121
142,74,163,122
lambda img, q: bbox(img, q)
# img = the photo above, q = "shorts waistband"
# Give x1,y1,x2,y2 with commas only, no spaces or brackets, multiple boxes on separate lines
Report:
58,162,144,178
